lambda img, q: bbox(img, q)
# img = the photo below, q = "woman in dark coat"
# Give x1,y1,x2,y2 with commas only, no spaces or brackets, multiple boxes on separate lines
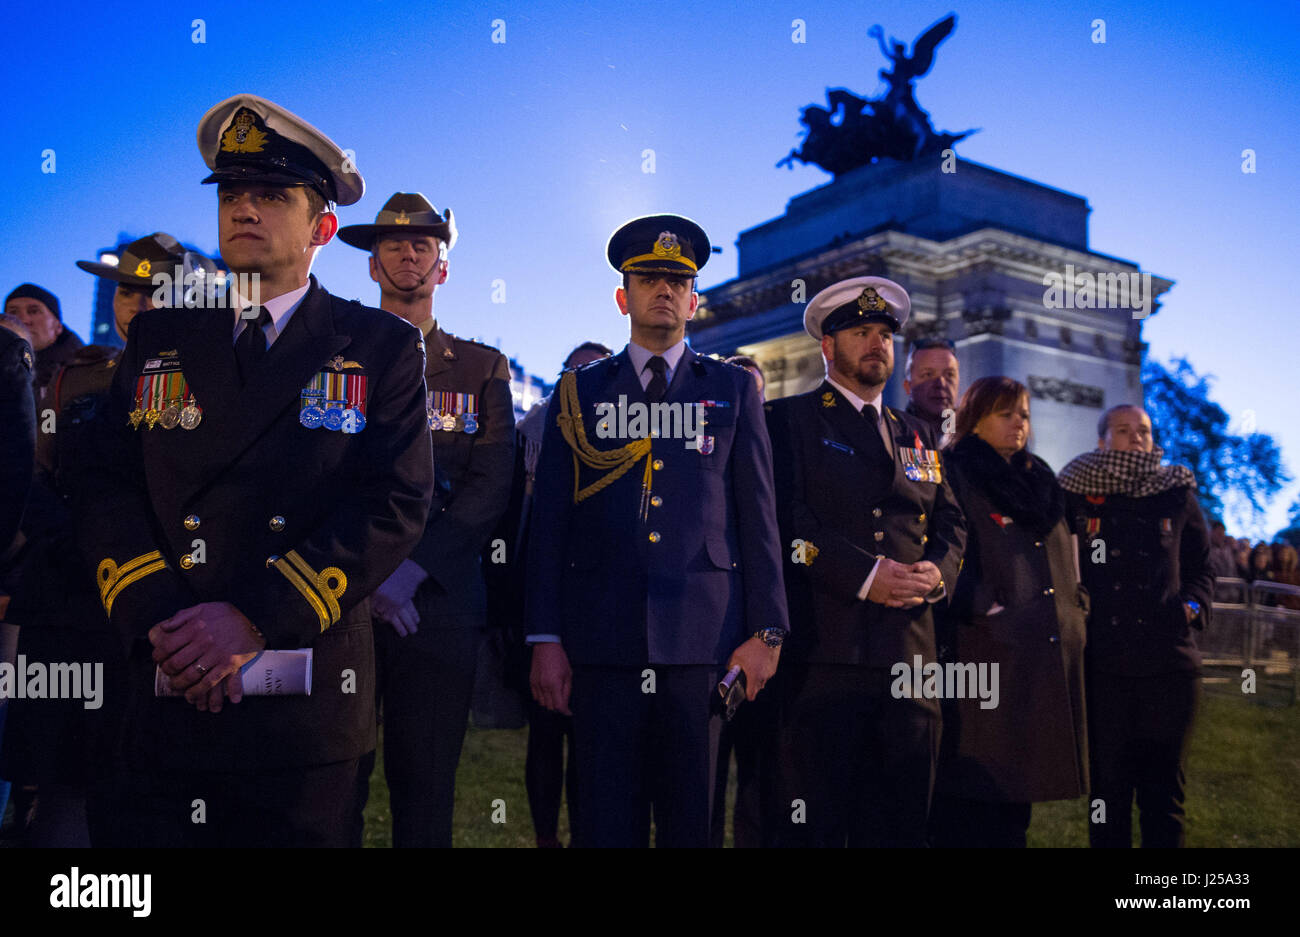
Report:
929,377,1089,847
1058,403,1212,848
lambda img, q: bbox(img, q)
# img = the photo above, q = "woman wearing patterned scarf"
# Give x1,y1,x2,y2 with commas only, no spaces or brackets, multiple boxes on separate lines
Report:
929,377,1089,848
1059,404,1213,848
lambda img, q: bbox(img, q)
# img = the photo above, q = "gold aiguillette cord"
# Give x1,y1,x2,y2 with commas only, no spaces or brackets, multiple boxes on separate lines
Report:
555,370,654,518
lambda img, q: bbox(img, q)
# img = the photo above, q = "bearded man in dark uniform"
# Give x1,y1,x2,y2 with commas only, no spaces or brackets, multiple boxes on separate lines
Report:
764,276,966,847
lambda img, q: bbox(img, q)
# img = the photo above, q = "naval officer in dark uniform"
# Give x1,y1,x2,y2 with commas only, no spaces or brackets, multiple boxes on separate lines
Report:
73,94,433,847
765,276,966,847
526,215,789,847
340,193,515,847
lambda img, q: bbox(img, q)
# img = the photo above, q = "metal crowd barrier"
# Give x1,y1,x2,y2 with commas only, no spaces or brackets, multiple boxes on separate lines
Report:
1203,577,1300,703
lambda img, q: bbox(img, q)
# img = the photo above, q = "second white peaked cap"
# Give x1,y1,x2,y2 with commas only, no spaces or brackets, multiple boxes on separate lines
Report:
197,93,364,206
804,275,911,341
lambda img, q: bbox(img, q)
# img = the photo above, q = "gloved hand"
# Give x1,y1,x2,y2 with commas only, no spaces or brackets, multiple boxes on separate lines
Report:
372,559,428,636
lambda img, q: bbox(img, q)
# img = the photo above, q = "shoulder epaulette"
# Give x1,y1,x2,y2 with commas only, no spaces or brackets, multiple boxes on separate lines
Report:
68,344,120,367
574,356,610,373
450,334,505,355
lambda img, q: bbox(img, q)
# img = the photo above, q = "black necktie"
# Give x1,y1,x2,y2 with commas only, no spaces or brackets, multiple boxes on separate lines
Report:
235,307,271,385
861,403,891,466
645,355,668,403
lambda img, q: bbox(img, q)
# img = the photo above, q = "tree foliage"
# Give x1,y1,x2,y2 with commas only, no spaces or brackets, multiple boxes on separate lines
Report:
1141,356,1290,530
1277,495,1300,547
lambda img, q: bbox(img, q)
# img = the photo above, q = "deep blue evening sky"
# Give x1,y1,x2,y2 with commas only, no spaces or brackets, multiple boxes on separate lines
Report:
3,0,1297,535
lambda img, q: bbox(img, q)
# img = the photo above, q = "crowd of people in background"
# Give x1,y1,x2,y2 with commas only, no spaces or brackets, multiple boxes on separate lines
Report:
2,92,1297,851
1208,524,1300,607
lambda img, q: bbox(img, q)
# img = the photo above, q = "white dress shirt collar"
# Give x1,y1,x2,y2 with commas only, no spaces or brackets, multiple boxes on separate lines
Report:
627,339,687,391
827,374,894,454
232,280,311,347
826,375,884,422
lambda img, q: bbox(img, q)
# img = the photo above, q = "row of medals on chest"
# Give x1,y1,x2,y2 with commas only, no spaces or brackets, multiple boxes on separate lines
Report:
427,410,478,433
130,390,202,431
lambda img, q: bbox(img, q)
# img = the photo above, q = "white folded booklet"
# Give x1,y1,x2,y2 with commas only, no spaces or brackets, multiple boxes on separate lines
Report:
154,649,313,697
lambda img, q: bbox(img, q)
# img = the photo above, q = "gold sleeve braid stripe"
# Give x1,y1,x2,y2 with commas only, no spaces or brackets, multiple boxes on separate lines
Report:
97,551,167,616
271,550,348,632
555,369,654,513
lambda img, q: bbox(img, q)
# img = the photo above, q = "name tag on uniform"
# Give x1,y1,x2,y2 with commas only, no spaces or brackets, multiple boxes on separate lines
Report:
821,437,855,456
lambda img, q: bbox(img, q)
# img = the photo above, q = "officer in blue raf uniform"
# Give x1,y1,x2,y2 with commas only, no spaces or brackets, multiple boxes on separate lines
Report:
526,214,790,848
74,94,433,847
764,276,966,847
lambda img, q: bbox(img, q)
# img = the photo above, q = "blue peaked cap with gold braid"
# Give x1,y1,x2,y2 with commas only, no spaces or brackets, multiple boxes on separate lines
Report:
607,214,710,276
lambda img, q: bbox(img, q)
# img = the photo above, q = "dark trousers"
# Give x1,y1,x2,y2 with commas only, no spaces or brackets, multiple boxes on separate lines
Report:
711,689,776,848
570,664,721,848
525,699,578,845
365,620,482,848
94,759,360,847
1088,669,1199,848
773,663,938,847
929,795,1032,848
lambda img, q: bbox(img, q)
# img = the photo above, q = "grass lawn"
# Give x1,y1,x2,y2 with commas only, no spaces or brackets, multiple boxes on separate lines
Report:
1031,683,1300,847
362,681,1299,847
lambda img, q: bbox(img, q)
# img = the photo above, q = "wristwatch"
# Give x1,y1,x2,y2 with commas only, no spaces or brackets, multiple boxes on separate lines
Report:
753,628,786,648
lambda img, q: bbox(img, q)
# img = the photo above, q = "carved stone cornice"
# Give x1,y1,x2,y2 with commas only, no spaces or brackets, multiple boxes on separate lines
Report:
1027,375,1104,408
696,226,1173,336
903,317,949,344
961,305,1010,336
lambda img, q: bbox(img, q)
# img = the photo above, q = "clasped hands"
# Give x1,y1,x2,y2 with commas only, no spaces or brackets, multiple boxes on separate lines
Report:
867,558,942,608
151,601,266,713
